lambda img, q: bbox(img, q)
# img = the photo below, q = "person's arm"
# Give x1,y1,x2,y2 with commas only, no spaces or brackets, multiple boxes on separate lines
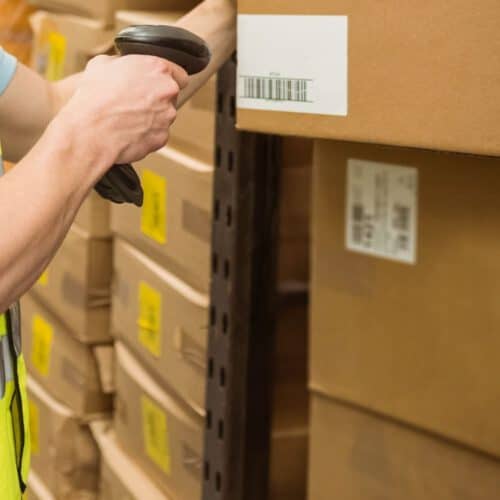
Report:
0,62,82,162
0,0,236,162
0,54,188,312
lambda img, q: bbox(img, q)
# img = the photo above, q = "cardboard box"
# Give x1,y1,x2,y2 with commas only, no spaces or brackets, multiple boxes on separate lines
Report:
112,238,209,414
30,11,113,80
112,237,308,413
111,140,311,294
114,342,204,500
74,192,112,238
111,147,213,293
27,376,100,499
237,2,500,156
22,293,113,416
32,225,112,344
91,420,168,500
28,0,198,26
114,342,308,500
311,140,500,457
308,393,500,500
26,470,55,500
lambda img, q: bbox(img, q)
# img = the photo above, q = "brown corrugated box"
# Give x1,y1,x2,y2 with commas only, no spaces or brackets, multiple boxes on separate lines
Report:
111,237,309,414
112,238,209,414
114,342,204,500
91,421,168,500
74,193,111,238
26,470,56,500
311,139,500,457
27,376,100,500
111,140,311,294
22,293,113,416
31,225,112,344
114,342,308,500
308,393,500,500
30,11,113,80
28,0,198,26
237,1,500,156
111,147,213,293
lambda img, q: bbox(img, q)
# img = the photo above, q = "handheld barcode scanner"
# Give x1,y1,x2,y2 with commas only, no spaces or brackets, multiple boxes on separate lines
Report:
94,25,211,207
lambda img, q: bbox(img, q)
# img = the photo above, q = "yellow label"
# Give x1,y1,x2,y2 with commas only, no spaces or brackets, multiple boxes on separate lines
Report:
29,401,40,456
0,314,6,337
138,282,162,357
141,169,167,244
142,395,171,475
31,314,53,377
45,31,66,81
37,269,49,286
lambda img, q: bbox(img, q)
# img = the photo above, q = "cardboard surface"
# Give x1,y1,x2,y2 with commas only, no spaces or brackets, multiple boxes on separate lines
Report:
27,376,99,499
30,11,113,79
28,0,198,26
308,394,500,500
91,421,168,500
31,225,112,344
114,342,204,499
111,147,213,293
26,470,56,500
22,293,113,416
114,342,308,500
75,192,112,238
311,140,500,457
237,1,500,156
111,140,311,293
112,238,309,417
112,238,209,415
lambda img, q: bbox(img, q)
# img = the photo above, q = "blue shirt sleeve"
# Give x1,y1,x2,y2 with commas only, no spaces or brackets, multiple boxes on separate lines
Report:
0,48,17,96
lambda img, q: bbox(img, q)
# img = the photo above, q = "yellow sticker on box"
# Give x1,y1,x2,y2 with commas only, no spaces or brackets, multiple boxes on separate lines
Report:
142,395,171,475
141,169,167,244
0,314,6,337
37,270,49,287
138,281,162,358
45,31,66,81
29,400,40,456
31,314,53,377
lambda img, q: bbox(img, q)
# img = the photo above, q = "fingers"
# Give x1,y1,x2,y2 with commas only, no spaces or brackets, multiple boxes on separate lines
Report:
162,60,189,90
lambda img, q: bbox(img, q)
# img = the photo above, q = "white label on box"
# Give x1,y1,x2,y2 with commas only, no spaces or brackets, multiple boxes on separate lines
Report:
237,15,348,116
346,159,418,264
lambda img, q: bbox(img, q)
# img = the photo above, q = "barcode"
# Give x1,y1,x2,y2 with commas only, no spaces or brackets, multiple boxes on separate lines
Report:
393,204,410,231
241,76,312,102
396,233,409,251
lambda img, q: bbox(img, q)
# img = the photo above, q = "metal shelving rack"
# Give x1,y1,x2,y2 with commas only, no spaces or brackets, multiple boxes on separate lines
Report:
202,55,282,500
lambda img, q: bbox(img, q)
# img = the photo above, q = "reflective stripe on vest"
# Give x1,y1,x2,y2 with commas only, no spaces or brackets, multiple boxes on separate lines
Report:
0,304,31,499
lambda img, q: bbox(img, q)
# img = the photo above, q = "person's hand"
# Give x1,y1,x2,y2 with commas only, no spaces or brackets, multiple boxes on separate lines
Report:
59,54,188,170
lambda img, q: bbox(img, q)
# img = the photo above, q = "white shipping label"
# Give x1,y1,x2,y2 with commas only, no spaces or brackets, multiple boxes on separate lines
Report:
237,15,348,116
346,159,418,264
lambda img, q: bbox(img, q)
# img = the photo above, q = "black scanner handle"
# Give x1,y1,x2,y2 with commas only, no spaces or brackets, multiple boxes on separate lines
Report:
94,25,211,207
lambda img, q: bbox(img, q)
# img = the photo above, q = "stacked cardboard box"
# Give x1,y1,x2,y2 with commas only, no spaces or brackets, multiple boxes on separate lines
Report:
307,141,500,499
26,3,311,497
235,3,500,498
21,221,113,497
25,9,117,497
103,10,311,499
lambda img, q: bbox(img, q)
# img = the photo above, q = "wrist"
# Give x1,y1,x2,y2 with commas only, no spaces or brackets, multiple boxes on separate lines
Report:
50,99,115,180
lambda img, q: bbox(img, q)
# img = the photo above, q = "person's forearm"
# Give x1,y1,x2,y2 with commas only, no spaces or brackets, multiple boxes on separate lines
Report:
177,0,236,106
0,64,81,162
0,111,109,312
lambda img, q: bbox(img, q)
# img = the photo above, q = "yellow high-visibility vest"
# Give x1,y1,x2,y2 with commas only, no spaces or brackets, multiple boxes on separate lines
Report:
0,304,31,500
